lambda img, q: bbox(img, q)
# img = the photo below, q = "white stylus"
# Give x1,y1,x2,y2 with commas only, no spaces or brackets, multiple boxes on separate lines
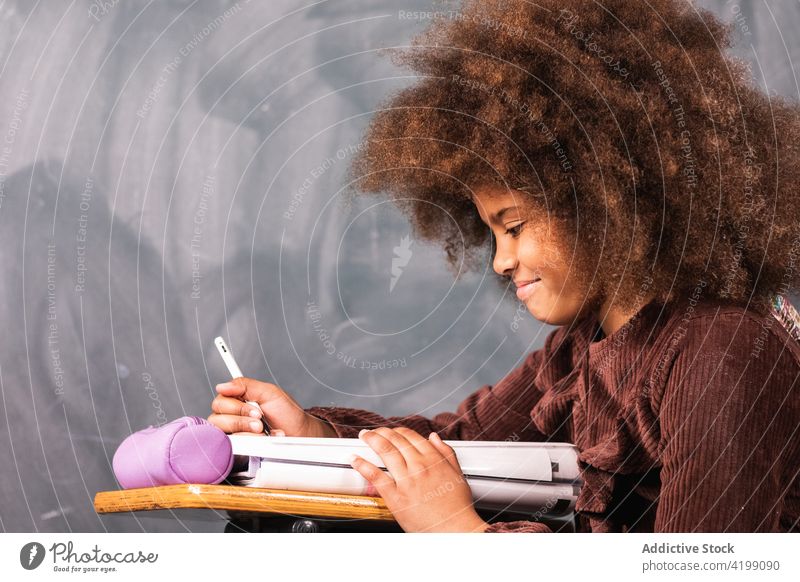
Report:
214,336,270,435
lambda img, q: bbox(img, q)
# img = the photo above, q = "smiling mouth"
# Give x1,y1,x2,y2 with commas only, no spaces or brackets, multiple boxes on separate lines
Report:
514,277,541,289
515,277,541,301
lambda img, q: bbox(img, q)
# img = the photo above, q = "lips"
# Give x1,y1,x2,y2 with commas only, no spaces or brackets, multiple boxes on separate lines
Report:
515,277,541,301
514,278,541,287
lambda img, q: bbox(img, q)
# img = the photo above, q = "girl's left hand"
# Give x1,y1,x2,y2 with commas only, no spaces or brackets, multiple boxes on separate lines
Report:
350,427,489,532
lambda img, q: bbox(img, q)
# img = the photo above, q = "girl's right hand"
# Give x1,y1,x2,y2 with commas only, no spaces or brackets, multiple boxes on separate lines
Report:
207,377,337,438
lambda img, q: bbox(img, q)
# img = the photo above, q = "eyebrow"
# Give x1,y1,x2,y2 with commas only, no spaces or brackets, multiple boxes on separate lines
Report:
492,206,519,223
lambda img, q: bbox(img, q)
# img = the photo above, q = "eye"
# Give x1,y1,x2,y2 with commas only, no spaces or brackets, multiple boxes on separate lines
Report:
505,222,525,238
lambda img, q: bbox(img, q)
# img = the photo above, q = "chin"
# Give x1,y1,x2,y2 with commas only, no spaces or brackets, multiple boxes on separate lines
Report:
523,301,550,323
526,301,580,327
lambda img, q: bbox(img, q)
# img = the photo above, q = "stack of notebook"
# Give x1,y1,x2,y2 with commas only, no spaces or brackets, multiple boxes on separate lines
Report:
227,435,582,516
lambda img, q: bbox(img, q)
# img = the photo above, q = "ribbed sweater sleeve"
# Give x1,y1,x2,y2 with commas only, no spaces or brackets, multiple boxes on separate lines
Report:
482,520,553,533
305,342,553,442
655,313,800,532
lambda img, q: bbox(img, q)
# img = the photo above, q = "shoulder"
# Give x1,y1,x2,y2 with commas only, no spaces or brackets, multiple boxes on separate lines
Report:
648,297,800,415
661,297,800,364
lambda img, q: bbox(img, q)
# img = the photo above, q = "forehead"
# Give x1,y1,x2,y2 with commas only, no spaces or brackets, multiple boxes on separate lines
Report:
471,186,529,220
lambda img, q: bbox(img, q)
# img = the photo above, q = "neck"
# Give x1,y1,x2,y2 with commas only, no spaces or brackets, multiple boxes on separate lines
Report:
593,293,655,339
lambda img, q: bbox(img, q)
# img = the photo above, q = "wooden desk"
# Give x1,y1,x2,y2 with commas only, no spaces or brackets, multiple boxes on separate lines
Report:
95,484,395,519
94,484,398,532
94,485,574,532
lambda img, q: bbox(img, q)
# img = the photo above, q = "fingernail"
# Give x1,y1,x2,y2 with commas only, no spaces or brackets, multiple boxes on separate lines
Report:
347,454,359,464
250,421,262,431
248,409,261,418
215,382,230,391
358,429,369,438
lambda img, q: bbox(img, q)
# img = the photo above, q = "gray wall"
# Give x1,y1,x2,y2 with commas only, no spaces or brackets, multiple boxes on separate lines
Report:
0,0,797,532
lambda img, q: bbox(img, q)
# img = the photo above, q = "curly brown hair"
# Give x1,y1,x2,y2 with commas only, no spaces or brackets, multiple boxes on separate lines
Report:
346,0,800,315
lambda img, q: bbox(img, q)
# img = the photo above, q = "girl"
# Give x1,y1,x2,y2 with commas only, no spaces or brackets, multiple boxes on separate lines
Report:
208,0,800,532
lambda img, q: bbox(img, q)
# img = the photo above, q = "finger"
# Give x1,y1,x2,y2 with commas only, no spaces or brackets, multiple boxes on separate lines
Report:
207,413,266,434
349,454,396,498
214,377,280,407
371,427,426,463
428,432,463,473
269,428,286,437
359,429,409,478
211,395,263,418
394,427,438,456
393,428,455,474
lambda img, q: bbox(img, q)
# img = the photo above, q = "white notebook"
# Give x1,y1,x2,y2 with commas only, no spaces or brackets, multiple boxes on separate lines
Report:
228,435,583,515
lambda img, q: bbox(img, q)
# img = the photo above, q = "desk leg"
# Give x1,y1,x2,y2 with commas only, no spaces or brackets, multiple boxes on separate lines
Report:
224,511,576,532
225,513,403,533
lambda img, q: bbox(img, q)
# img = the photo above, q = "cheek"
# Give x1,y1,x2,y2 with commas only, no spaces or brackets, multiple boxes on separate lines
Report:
521,222,562,258
516,239,547,270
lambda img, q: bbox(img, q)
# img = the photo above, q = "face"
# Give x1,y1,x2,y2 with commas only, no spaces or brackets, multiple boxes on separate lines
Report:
472,186,594,326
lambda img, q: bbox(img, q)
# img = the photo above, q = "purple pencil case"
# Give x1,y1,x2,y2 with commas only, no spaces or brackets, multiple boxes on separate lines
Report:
112,416,234,489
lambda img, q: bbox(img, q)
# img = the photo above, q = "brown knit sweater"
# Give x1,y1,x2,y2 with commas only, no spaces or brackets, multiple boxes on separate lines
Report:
305,298,800,532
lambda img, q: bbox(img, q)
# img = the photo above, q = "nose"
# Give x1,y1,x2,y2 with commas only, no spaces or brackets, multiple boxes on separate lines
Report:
492,238,517,278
